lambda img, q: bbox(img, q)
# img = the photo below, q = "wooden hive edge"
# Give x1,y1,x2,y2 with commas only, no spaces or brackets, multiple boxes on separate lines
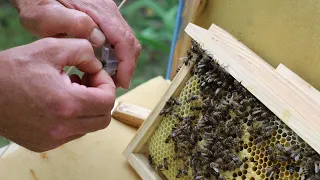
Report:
276,63,320,108
123,58,196,179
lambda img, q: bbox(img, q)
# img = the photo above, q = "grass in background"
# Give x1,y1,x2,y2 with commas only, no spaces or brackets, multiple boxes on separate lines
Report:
116,0,178,95
0,0,178,148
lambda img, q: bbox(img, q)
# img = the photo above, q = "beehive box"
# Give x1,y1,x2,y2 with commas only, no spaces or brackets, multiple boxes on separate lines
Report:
123,23,320,180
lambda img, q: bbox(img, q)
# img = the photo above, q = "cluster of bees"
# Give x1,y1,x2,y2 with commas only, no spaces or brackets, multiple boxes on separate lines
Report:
148,40,320,180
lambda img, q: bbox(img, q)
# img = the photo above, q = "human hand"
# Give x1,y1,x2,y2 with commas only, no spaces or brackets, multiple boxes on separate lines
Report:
0,38,115,152
11,0,142,89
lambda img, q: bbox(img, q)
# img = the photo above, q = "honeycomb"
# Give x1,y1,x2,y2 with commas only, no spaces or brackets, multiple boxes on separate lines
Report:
148,40,320,180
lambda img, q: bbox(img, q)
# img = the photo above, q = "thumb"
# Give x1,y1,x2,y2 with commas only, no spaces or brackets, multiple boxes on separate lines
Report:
44,38,103,74
20,4,106,46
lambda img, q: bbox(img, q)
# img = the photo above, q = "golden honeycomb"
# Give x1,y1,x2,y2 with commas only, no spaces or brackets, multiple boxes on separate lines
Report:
148,40,320,180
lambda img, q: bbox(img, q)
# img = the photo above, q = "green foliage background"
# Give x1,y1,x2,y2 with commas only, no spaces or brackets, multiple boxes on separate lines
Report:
0,0,178,148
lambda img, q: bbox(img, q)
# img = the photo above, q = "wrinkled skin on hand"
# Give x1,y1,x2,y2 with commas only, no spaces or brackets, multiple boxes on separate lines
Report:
0,38,115,152
12,0,142,89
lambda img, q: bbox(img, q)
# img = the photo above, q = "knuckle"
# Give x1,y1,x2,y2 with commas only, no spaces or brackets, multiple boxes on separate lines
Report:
48,124,68,140
56,102,77,119
106,0,118,9
20,7,50,36
136,43,142,55
106,93,116,111
74,13,93,34
101,116,111,129
78,39,92,50
43,38,60,50
48,94,77,119
127,33,135,45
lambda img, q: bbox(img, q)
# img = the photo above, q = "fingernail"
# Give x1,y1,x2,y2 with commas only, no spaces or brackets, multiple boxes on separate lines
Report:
89,28,106,46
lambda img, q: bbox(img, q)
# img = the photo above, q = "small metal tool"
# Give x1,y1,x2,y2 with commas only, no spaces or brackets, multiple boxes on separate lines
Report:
101,44,119,76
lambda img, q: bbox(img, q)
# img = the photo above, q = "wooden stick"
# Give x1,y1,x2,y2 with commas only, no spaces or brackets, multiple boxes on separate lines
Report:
185,23,320,154
112,102,151,128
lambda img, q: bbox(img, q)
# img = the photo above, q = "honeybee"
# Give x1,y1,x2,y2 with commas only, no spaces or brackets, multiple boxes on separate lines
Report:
253,137,263,145
174,144,178,153
242,157,249,163
101,60,107,68
214,88,222,97
235,109,244,116
215,105,228,114
209,162,219,173
235,161,243,168
212,112,222,119
266,147,273,155
252,116,262,122
159,107,173,116
183,115,197,122
166,97,181,106
276,155,290,162
290,150,300,161
176,169,183,178
287,164,296,174
266,167,275,178
223,162,235,171
235,146,242,153
276,144,290,154
264,129,276,138
190,106,202,111
164,134,171,143
186,95,201,103
156,164,163,171
252,110,262,115
174,113,184,121
315,161,320,174
221,81,228,88
148,155,154,166
303,167,311,178
248,98,256,103
185,53,193,65
163,158,169,170
176,65,182,73
195,176,203,180
261,112,269,118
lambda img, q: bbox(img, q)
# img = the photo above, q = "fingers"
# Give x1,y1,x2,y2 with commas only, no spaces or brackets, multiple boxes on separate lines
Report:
52,115,111,139
20,3,106,47
73,115,112,135
60,0,142,88
70,70,116,117
35,38,102,74
26,38,116,117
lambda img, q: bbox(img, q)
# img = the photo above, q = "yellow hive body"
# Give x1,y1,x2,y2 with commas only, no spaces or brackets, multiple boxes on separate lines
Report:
148,40,320,180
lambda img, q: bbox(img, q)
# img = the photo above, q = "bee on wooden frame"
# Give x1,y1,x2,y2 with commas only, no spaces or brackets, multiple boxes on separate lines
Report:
148,154,154,166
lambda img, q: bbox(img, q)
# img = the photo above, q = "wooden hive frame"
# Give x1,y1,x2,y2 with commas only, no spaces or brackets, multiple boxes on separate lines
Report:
123,23,320,180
